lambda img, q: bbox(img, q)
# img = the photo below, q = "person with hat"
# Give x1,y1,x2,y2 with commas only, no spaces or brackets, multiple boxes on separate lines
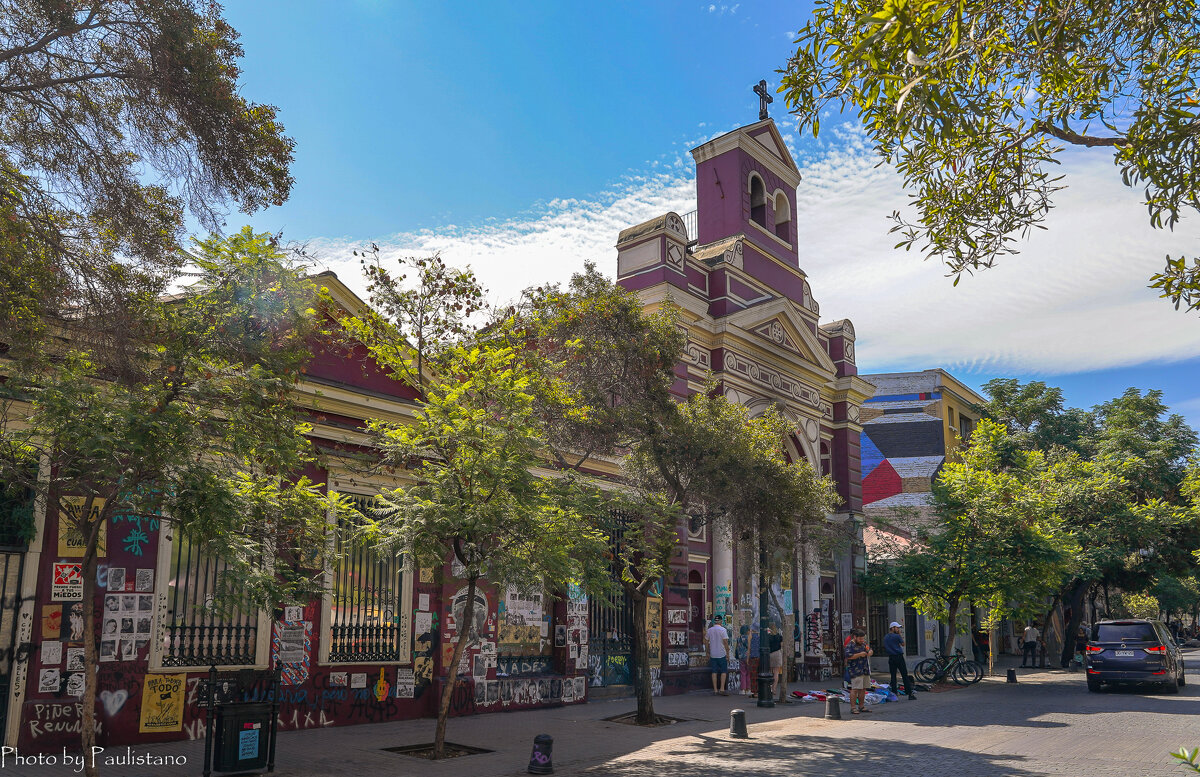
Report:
884,621,916,699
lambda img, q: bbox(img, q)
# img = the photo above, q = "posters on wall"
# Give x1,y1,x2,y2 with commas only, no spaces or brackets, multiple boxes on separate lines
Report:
65,647,84,672
350,673,367,689
57,497,106,557
394,668,415,698
414,611,432,635
40,605,61,639
41,640,62,666
101,593,152,661
272,620,312,686
666,608,688,625
135,568,154,593
38,668,60,693
646,597,662,662
138,674,186,733
51,563,83,601
284,606,303,622
107,567,126,592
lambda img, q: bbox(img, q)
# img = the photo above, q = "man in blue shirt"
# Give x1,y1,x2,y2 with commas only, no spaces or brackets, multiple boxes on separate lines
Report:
884,622,916,699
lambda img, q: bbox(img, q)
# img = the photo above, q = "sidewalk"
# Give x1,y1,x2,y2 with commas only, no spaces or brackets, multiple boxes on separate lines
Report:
0,655,1122,777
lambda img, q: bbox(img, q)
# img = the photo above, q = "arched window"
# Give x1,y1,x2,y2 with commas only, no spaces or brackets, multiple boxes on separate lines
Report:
749,174,766,228
773,191,791,241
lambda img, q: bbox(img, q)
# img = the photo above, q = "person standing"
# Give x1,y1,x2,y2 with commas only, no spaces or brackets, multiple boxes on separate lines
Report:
883,622,916,699
1021,622,1040,668
706,618,730,695
768,624,784,698
845,629,873,714
735,624,753,696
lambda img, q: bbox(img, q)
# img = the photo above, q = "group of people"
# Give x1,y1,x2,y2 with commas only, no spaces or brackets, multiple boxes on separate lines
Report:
704,618,788,698
706,617,919,715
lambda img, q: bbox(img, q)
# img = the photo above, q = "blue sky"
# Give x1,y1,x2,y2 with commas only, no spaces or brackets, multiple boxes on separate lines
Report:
222,1,1200,428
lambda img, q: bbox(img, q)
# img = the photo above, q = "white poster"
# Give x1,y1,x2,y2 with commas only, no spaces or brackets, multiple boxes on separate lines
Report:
51,563,83,601
41,641,62,666
504,588,542,625
414,611,432,635
277,623,306,663
38,668,60,693
394,668,415,698
350,673,367,689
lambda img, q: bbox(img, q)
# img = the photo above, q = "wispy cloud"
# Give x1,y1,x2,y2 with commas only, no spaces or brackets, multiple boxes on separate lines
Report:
302,128,1200,377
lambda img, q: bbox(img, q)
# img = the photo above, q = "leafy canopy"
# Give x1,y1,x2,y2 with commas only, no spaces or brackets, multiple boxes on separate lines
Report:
0,0,294,350
780,0,1200,310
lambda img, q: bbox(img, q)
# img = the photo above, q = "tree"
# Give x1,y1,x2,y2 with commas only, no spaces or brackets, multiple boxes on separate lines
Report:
347,249,487,394
1089,389,1198,503
0,229,336,776
863,420,1071,654
780,0,1200,311
360,341,608,758
514,265,683,723
979,379,1092,456
626,391,839,715
0,0,295,350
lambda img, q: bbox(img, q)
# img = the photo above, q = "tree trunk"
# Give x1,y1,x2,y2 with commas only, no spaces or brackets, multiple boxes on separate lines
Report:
1040,594,1061,667
943,596,960,655
79,498,103,777
1059,581,1088,668
434,575,476,759
767,583,789,701
630,589,656,724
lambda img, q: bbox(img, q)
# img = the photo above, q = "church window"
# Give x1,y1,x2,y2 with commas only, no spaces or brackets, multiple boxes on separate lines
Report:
773,191,791,241
749,174,767,228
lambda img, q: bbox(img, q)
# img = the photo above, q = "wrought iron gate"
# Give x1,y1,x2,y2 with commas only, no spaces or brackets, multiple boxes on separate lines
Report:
588,509,635,688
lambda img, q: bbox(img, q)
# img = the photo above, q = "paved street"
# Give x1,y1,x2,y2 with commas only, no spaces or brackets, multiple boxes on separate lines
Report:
6,654,1198,776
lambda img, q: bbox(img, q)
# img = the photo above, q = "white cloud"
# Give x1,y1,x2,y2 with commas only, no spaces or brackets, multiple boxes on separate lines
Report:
301,128,1200,377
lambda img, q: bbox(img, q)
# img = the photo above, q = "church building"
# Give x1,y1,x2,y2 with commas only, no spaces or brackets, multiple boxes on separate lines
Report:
614,108,874,690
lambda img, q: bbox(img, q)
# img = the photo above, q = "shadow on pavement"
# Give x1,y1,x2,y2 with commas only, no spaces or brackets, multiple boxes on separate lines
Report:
579,732,1037,776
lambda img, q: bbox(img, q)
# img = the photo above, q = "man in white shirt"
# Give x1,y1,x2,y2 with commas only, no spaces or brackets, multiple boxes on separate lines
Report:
705,619,730,695
1021,623,1040,667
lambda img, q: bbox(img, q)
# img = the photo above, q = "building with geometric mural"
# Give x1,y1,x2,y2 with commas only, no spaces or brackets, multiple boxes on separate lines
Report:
857,369,985,658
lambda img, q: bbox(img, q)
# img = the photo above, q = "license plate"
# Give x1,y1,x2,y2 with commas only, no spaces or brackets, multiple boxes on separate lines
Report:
1114,650,1135,657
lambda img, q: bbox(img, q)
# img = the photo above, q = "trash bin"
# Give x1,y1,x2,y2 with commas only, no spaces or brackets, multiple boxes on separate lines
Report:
213,703,271,772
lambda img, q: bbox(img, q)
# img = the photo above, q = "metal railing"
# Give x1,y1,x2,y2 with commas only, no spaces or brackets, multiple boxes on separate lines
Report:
328,495,405,663
680,209,698,245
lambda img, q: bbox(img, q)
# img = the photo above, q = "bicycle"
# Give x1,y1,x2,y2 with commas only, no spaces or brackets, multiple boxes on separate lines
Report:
913,647,984,685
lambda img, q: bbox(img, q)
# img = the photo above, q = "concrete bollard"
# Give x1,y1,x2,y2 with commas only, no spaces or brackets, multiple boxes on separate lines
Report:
528,733,553,775
729,709,748,738
1006,669,1017,683
825,696,842,720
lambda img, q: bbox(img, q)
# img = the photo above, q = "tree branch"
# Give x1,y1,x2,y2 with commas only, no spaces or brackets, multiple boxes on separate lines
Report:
1034,121,1127,148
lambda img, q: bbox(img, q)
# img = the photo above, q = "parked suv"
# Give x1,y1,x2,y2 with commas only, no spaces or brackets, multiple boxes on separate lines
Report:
1085,619,1186,693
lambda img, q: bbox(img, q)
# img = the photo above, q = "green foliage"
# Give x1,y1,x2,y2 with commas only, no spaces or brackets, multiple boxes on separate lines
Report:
1114,591,1161,620
345,249,487,393
1151,574,1200,618
863,420,1072,642
0,228,337,606
362,342,608,594
780,0,1200,310
0,0,294,351
978,378,1093,456
1173,746,1200,773
1090,389,1198,503
515,262,684,471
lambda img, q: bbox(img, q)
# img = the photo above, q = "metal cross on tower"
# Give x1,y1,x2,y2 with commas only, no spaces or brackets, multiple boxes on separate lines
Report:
754,79,773,121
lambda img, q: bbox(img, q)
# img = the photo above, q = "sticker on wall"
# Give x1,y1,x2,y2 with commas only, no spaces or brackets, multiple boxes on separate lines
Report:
418,566,434,583
666,608,688,625
138,673,186,733
99,639,116,662
646,597,662,661
57,497,107,557
394,668,415,699
40,605,62,640
418,593,430,611
41,640,62,666
65,672,85,697
65,647,84,672
329,672,348,688
414,611,432,635
350,673,367,689
284,605,303,622
135,568,154,592
37,668,60,694
106,567,126,592
51,563,83,601
271,620,312,686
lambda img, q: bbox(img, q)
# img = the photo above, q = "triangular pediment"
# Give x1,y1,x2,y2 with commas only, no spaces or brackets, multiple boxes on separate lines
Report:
724,297,837,375
744,120,799,176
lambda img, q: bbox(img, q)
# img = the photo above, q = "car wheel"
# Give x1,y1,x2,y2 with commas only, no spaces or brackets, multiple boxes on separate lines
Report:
1164,675,1180,694
1087,676,1102,693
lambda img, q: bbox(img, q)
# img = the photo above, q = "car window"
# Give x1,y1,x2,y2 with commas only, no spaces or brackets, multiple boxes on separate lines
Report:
1094,623,1158,642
